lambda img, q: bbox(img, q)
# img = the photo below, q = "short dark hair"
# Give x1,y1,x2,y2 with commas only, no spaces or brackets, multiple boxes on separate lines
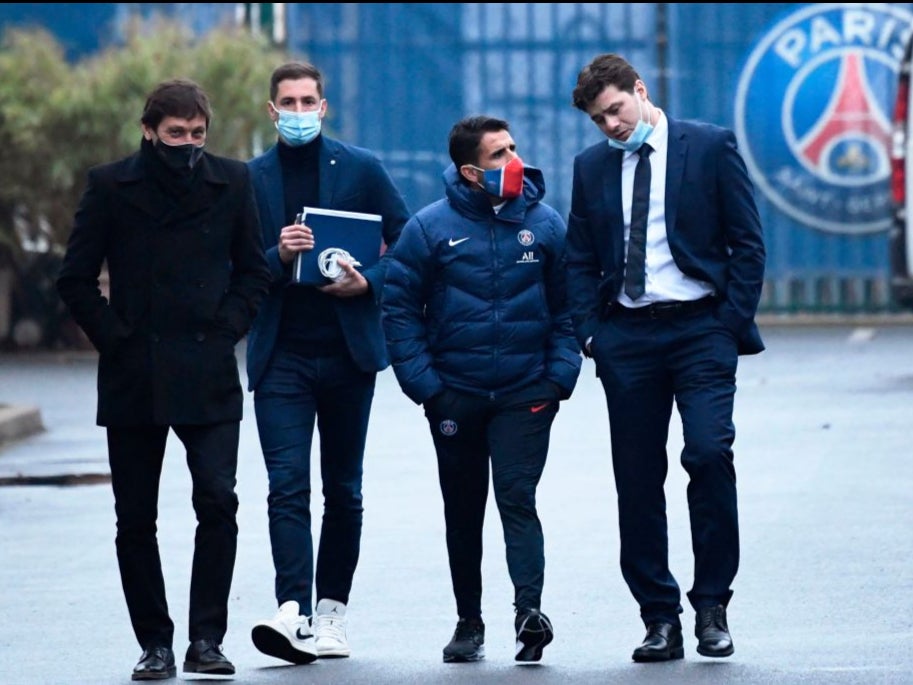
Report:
270,61,324,102
448,115,510,169
140,78,212,129
572,53,641,112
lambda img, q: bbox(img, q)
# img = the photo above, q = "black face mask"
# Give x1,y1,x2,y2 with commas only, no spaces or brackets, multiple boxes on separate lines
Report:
154,139,205,171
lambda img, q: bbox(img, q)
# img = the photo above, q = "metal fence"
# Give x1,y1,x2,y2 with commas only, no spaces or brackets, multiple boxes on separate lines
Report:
4,2,912,314
281,3,913,314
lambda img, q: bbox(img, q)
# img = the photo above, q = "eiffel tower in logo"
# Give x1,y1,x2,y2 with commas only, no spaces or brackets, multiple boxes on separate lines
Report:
797,52,891,177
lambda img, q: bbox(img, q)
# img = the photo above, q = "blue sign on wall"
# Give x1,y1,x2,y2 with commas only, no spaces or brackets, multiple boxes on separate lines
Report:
734,3,913,235
5,2,913,312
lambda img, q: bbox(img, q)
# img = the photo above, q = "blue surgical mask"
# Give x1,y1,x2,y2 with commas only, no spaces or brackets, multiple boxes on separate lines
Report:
607,94,654,152
274,106,322,146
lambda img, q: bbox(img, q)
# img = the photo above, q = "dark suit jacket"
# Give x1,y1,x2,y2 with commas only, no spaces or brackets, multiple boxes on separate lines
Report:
566,117,766,355
57,150,270,426
245,137,411,390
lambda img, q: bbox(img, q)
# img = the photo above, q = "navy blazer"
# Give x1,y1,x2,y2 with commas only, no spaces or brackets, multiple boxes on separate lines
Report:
245,136,411,390
566,117,766,356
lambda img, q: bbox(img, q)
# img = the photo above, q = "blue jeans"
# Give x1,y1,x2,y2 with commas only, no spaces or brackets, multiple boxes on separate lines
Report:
254,347,375,616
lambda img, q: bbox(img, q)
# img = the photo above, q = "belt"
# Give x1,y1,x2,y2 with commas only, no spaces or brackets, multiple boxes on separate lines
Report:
606,296,716,320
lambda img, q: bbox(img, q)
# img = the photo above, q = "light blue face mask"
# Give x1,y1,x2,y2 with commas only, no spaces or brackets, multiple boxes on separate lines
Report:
607,94,654,152
274,106,322,146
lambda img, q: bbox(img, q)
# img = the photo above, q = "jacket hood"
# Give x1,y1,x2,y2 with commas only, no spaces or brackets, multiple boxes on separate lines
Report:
442,162,546,223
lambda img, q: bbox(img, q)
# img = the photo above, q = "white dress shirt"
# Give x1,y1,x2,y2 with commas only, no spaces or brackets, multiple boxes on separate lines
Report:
617,111,715,308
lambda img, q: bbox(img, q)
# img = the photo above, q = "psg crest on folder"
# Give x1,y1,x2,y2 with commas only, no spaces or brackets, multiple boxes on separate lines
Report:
292,207,383,285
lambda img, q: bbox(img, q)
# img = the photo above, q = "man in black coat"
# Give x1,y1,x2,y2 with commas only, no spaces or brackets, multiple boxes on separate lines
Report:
56,78,270,681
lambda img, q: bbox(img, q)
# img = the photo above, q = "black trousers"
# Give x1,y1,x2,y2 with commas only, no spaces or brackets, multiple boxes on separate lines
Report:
591,306,740,627
424,381,559,619
106,421,240,649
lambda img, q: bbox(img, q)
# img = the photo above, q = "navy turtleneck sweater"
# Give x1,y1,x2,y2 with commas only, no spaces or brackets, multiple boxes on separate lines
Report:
276,137,345,353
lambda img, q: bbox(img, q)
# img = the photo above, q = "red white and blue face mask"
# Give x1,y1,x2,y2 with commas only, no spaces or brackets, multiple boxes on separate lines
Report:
470,156,525,199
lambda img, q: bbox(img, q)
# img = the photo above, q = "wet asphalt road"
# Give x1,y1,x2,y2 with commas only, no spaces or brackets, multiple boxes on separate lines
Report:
1,322,912,685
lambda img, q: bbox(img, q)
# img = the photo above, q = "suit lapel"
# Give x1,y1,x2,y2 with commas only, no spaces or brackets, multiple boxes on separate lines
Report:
601,145,626,259
602,146,623,211
257,147,285,240
178,156,227,218
664,118,686,235
119,153,226,223
318,138,341,207
117,153,163,219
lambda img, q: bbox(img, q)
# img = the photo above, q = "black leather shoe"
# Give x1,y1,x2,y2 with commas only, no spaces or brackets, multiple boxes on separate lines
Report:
132,646,176,680
183,639,235,675
695,605,734,657
632,622,684,662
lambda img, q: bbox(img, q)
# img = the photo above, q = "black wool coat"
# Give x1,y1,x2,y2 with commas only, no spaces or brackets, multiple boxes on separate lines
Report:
57,147,270,426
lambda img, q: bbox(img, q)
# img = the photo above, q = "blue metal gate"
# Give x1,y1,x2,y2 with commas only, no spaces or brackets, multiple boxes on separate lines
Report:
4,2,912,313
278,3,913,314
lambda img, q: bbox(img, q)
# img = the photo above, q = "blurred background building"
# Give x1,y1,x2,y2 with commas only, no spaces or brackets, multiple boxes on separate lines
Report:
1,2,912,348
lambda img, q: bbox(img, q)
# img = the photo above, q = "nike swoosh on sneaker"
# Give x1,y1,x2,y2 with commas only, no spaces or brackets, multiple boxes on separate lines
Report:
296,628,312,640
448,237,470,246
530,403,550,413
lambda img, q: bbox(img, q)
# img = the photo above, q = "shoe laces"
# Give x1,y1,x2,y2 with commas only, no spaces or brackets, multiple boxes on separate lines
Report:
698,605,727,631
314,613,346,641
453,618,483,642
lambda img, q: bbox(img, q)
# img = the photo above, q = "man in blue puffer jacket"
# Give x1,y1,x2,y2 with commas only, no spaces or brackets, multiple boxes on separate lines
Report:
382,115,582,665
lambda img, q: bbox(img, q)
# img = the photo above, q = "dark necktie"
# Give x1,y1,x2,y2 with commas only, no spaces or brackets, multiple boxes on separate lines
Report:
624,143,652,300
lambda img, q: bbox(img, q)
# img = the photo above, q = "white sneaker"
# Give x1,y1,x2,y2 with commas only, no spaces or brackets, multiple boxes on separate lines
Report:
251,600,318,664
314,598,351,658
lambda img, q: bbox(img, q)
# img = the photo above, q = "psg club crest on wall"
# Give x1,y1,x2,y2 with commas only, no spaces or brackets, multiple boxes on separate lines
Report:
735,3,913,234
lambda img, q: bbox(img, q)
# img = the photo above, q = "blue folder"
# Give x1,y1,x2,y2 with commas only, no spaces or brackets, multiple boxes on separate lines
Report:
292,207,383,285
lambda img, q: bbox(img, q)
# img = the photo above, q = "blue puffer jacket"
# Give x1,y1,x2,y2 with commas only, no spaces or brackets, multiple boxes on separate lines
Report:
382,162,582,405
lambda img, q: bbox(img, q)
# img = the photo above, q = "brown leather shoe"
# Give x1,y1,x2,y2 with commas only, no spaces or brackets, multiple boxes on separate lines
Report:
132,646,176,680
183,639,235,675
695,605,734,657
632,622,684,662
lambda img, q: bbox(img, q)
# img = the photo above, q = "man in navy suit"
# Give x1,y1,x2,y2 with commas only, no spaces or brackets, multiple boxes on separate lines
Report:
246,61,410,664
565,53,765,663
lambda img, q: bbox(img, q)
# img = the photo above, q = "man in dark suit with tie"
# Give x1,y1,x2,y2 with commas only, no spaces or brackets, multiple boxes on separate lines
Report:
565,53,766,663
245,61,410,664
